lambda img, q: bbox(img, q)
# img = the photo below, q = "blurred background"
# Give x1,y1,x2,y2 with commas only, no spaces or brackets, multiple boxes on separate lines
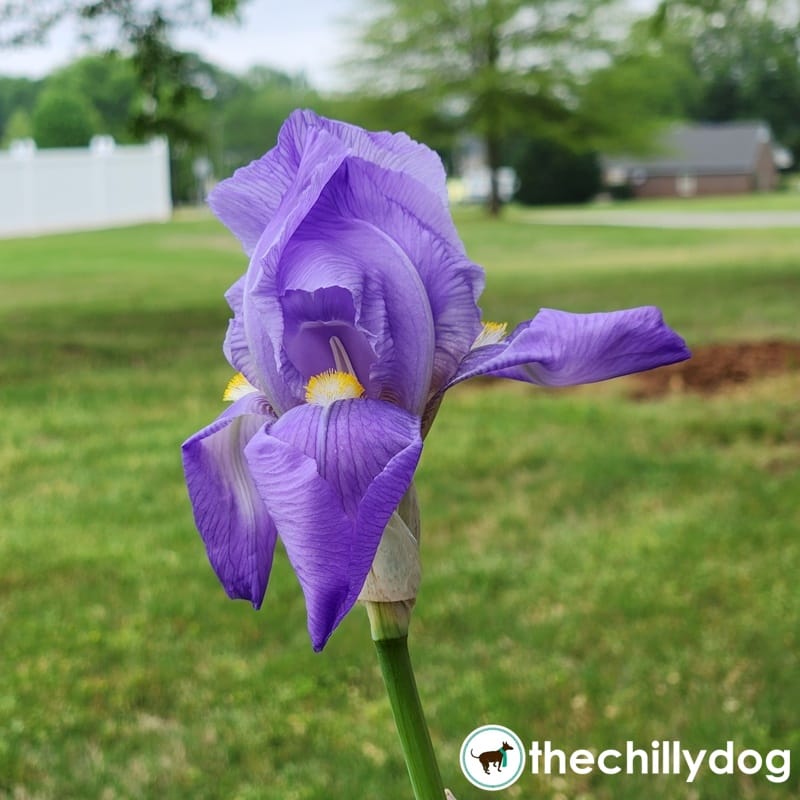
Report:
1,1,798,799
2,0,800,212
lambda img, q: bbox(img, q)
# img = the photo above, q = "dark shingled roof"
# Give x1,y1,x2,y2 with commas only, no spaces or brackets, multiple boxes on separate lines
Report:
604,122,773,176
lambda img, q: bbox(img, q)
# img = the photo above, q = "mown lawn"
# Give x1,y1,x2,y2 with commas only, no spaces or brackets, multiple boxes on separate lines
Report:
512,190,800,213
1,211,798,799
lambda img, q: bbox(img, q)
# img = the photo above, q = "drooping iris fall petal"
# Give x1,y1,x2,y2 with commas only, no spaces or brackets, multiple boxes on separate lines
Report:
181,393,278,608
447,307,690,389
244,399,422,651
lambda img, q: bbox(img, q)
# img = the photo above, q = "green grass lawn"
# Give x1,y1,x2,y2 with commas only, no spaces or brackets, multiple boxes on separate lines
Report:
596,190,800,212
510,189,800,214
1,212,799,799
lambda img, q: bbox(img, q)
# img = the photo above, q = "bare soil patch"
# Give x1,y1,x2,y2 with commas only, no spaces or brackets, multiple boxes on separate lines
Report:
631,340,800,399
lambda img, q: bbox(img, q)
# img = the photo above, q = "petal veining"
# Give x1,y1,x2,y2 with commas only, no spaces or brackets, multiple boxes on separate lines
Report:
181,395,278,607
244,399,422,650
447,307,691,389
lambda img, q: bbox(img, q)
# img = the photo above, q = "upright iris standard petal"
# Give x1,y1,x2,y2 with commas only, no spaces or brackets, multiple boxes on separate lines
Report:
212,112,483,415
246,190,437,415
181,394,278,608
308,111,451,208
207,111,338,256
240,127,354,413
222,276,265,391
243,399,422,651
208,109,451,254
317,159,485,398
446,307,691,389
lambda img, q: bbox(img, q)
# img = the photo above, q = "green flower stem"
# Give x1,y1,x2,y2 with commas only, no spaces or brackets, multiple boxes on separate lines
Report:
368,602,446,800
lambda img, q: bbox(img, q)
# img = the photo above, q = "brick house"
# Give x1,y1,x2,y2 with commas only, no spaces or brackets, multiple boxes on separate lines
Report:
603,122,782,198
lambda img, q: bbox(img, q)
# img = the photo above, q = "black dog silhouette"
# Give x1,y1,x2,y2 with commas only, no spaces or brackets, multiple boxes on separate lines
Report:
471,741,514,774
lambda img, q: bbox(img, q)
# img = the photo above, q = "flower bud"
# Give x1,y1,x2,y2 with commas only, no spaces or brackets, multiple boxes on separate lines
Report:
359,511,420,603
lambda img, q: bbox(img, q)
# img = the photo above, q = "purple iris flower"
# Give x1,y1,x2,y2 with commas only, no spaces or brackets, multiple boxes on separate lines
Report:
182,110,690,651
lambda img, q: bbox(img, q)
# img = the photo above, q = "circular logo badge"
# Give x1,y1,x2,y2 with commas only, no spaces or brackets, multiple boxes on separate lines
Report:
460,724,525,791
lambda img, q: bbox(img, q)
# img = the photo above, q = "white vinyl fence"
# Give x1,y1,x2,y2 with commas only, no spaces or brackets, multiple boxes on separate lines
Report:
0,137,171,238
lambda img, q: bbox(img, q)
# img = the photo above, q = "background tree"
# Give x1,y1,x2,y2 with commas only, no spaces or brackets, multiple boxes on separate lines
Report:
350,0,634,214
0,75,39,142
42,54,138,143
32,87,102,147
1,106,32,145
576,33,700,153
510,135,601,205
0,0,242,201
0,0,240,49
654,0,800,160
506,28,698,205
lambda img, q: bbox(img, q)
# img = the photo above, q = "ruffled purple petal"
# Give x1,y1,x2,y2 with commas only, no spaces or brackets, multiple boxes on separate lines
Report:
245,169,437,414
212,112,475,413
208,111,338,255
305,111,451,207
447,307,690,388
208,109,450,255
315,158,485,397
239,127,352,412
181,394,278,607
222,275,264,390
244,399,422,650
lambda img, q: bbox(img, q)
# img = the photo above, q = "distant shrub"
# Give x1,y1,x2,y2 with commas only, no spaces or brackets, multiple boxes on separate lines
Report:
512,136,601,206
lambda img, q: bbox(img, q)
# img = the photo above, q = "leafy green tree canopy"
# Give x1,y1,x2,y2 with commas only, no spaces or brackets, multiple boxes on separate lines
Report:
1,106,32,145
649,0,800,160
350,0,635,213
32,87,101,147
0,75,39,140
43,54,138,143
0,0,243,154
0,0,240,48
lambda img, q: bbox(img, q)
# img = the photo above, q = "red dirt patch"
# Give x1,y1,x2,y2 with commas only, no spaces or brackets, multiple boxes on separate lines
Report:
631,340,800,399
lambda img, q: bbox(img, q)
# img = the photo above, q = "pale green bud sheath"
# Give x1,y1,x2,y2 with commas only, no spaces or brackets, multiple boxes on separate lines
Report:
362,485,447,799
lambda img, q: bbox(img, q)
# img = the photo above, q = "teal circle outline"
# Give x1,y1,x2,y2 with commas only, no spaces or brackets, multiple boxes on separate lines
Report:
459,724,526,791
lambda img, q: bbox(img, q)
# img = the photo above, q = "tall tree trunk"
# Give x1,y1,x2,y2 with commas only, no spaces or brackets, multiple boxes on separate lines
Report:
484,20,501,217
485,130,501,216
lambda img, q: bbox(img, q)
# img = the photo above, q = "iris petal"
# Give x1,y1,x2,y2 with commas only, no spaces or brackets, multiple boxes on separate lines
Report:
307,111,451,207
241,128,352,413
181,394,278,607
446,307,690,388
244,399,422,650
281,286,376,386
316,158,485,397
209,110,451,255
222,275,265,392
248,195,436,414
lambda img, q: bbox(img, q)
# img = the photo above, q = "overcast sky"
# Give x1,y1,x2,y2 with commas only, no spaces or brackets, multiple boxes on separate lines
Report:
1,0,661,89
0,0,359,90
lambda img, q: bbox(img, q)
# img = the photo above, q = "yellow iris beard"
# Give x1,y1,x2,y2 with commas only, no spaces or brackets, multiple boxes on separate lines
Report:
471,320,508,349
223,372,257,402
305,370,365,406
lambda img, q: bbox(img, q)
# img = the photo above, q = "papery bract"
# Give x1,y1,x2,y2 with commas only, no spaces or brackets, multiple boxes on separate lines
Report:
182,110,690,650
